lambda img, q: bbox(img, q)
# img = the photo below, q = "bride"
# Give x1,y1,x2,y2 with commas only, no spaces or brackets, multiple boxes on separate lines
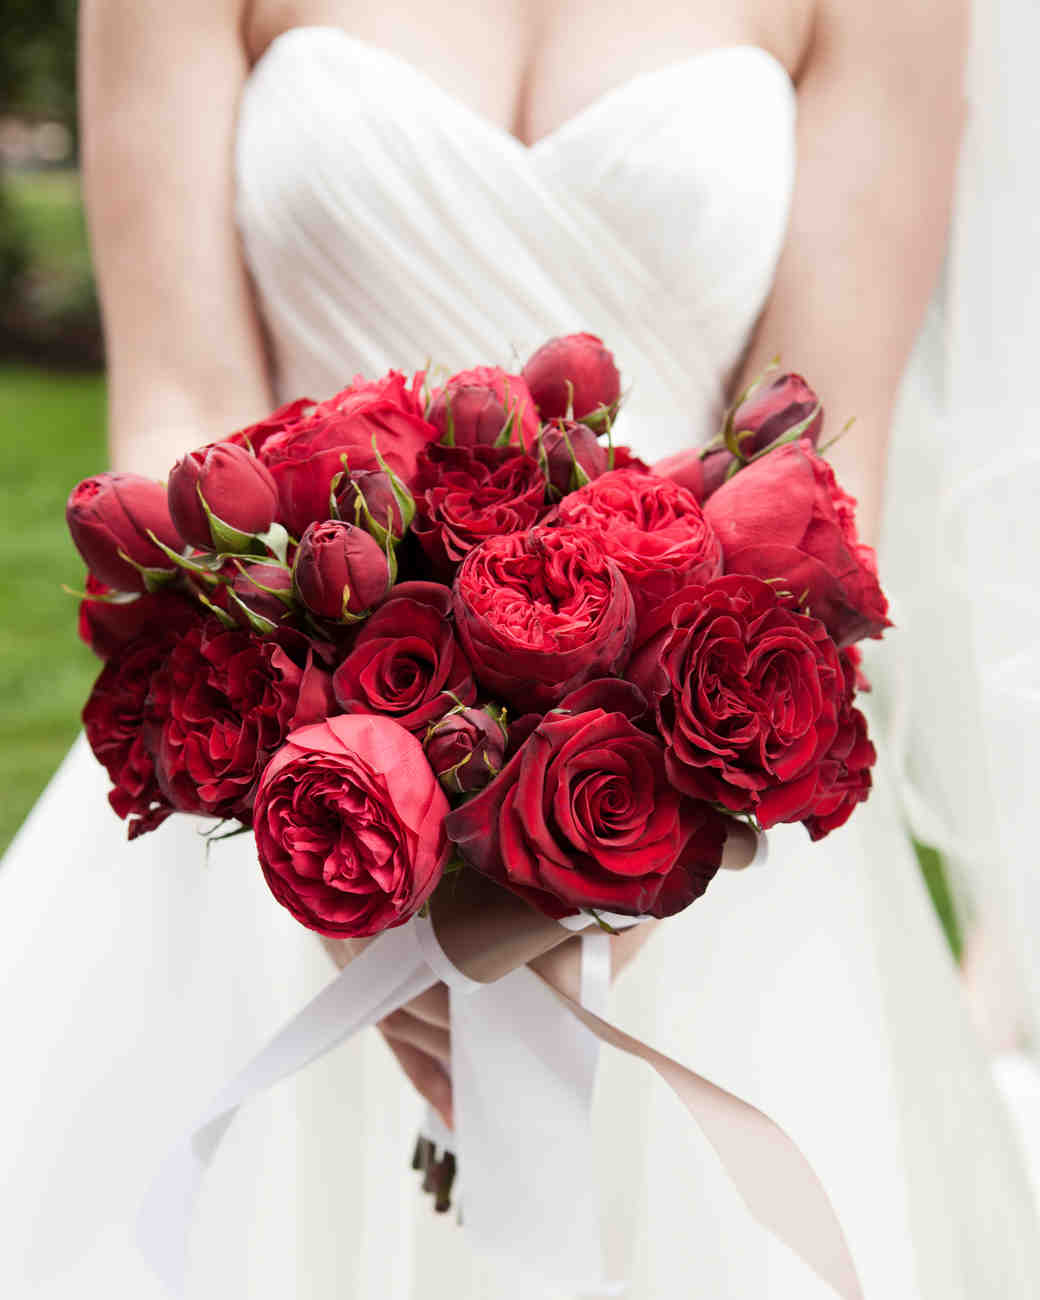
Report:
2,0,1037,1296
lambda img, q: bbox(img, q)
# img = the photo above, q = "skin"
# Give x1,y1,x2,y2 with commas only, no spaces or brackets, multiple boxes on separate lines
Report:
80,0,969,1126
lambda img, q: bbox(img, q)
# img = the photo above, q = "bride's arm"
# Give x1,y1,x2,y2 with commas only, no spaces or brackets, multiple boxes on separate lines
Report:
734,0,968,547
79,0,273,476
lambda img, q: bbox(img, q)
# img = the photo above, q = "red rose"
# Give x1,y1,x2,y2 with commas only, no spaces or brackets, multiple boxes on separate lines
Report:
226,398,316,457
539,420,609,496
653,446,727,502
78,574,197,660
553,469,722,617
260,371,438,536
703,440,890,647
82,602,201,837
67,472,183,592
167,442,278,551
228,562,295,631
446,680,727,919
803,651,876,840
428,366,540,450
629,574,848,828
610,445,651,475
332,582,475,732
255,714,450,937
522,333,621,427
452,526,635,712
425,705,507,794
293,520,392,621
413,443,548,573
335,468,414,545
149,619,333,822
731,372,823,456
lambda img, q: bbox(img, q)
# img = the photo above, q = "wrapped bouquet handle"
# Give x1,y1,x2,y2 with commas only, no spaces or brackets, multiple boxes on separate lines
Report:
137,838,862,1300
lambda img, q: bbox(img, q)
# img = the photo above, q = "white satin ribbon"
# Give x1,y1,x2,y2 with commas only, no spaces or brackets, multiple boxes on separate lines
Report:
138,911,861,1300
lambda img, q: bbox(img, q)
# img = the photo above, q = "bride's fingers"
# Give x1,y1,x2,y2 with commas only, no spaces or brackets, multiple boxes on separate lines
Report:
382,1007,452,1067
381,1034,454,1131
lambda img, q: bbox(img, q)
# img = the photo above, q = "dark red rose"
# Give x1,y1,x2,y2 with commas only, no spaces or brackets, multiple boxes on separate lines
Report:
425,706,507,794
335,468,414,544
539,420,609,496
293,520,392,622
167,442,278,551
629,574,850,828
452,525,635,712
78,574,196,660
413,443,548,573
703,440,890,647
260,371,438,536
522,333,621,427
225,398,316,457
731,372,823,456
802,650,876,839
228,562,295,630
255,714,450,937
82,602,201,838
67,472,183,592
446,680,727,919
149,619,333,822
553,469,722,617
332,581,475,732
428,366,540,450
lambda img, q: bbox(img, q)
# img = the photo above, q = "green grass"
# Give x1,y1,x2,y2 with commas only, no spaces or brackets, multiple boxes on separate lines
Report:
0,364,106,851
4,169,93,281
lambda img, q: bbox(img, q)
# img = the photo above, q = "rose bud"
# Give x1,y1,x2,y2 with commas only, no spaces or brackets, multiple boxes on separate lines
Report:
67,472,183,592
229,562,295,631
167,442,279,552
539,420,609,496
522,333,621,427
428,366,540,450
293,520,392,622
731,372,823,457
425,707,507,794
335,467,414,545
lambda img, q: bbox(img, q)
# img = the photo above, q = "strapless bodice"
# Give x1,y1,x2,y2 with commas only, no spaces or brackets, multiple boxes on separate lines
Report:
236,26,796,458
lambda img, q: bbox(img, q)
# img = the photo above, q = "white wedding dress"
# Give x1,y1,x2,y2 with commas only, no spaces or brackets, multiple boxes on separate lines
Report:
2,27,1038,1300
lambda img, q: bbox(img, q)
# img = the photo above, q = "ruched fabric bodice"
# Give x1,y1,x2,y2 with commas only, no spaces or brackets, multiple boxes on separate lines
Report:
236,26,796,455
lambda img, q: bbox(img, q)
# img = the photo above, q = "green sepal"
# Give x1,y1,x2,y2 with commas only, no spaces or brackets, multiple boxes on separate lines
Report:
493,404,518,449
439,392,456,448
190,585,237,628
145,532,226,578
63,583,141,604
743,402,822,466
818,416,856,457
117,544,179,593
232,558,295,608
585,909,620,936
197,485,261,555
255,522,290,565
225,588,279,635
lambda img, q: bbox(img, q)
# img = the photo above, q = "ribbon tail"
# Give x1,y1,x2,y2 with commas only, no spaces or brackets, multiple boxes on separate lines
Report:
539,977,864,1300
137,921,436,1297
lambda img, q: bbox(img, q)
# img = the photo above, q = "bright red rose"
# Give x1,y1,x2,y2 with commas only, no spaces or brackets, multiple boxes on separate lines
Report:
703,440,890,647
413,443,548,573
425,705,507,794
803,651,876,840
225,398,316,456
229,562,295,630
428,365,540,450
446,680,727,919
629,574,849,828
67,472,183,592
255,714,450,937
78,574,196,660
539,420,609,496
167,442,278,551
553,469,722,617
293,520,392,621
82,602,201,838
260,371,438,536
522,333,621,427
453,526,635,711
332,582,475,732
149,619,333,822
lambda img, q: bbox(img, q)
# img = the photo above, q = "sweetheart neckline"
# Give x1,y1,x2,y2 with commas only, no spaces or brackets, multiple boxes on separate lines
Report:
248,25,795,155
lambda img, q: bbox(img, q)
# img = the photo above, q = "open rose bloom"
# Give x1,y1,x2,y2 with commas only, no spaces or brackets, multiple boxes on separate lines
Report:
68,338,884,938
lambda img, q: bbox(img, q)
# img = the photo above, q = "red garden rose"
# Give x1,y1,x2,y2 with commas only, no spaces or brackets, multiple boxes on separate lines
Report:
226,398,316,456
452,525,635,711
255,714,450,937
149,619,333,822
446,680,727,919
553,469,722,616
425,705,507,794
167,442,278,551
428,365,540,450
413,443,548,573
803,651,876,840
629,574,850,828
703,440,890,647
332,581,476,732
523,333,621,427
67,472,183,592
78,574,197,660
293,520,392,621
260,371,438,536
82,602,201,838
